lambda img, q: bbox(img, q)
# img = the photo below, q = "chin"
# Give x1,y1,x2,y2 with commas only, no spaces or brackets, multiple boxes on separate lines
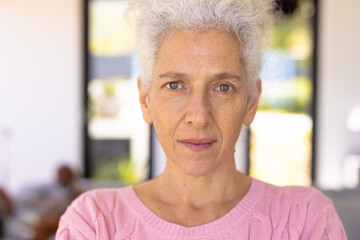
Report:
178,161,218,177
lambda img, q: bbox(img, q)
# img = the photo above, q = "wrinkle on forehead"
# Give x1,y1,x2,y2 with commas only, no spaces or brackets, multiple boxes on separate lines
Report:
153,29,246,85
161,29,244,67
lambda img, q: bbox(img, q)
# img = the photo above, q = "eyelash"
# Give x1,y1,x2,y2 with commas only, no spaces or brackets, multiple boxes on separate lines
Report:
165,81,184,90
214,83,234,93
164,81,235,93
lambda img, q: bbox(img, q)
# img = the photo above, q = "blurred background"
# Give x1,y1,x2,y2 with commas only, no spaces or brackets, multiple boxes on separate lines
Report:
0,0,359,239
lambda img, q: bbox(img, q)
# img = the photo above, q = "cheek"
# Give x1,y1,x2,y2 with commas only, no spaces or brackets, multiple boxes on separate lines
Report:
150,96,186,137
152,97,185,121
211,97,246,138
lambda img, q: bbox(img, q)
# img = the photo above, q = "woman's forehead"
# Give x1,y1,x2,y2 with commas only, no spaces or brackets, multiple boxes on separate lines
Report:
153,29,246,79
160,29,240,54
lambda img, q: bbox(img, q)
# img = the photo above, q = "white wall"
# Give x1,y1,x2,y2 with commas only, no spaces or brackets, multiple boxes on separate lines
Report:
317,0,360,189
0,0,82,195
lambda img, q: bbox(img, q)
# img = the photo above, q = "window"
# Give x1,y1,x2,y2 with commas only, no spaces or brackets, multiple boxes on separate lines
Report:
83,0,317,186
249,0,316,186
84,0,150,185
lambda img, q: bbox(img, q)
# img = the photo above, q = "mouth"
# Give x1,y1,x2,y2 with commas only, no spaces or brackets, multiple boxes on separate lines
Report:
178,138,217,152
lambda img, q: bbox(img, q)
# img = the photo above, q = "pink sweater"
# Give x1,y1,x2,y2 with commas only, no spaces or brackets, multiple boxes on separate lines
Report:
56,178,347,239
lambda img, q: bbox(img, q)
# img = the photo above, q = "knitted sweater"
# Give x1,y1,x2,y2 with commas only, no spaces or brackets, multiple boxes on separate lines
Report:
56,178,347,239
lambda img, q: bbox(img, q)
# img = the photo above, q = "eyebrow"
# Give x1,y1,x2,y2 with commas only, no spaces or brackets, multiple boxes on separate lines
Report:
210,72,242,82
158,71,242,81
158,71,188,80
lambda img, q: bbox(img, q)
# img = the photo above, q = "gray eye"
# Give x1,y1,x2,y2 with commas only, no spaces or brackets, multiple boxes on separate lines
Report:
219,84,230,92
167,82,180,90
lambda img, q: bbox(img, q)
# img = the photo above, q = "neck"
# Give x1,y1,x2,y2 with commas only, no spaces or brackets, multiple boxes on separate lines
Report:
155,159,250,207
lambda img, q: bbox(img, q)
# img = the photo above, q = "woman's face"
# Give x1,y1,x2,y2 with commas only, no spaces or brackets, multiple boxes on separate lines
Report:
139,29,260,176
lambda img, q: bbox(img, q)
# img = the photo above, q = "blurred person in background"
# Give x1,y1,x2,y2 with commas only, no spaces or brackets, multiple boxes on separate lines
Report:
56,0,347,239
4,165,81,240
0,188,13,238
32,165,81,240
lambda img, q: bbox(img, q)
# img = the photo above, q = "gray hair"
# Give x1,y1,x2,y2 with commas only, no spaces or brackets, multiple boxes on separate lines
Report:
128,0,275,100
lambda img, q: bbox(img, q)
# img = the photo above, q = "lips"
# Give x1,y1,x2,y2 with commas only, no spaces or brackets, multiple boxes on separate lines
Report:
178,138,217,151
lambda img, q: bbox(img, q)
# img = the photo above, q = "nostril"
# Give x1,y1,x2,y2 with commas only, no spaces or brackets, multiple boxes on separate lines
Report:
185,113,211,128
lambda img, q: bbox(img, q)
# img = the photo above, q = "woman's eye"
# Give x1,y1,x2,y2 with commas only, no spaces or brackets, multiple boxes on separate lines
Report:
217,84,232,92
166,82,182,90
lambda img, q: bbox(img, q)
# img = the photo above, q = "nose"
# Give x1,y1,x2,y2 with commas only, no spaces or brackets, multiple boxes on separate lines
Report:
184,90,212,128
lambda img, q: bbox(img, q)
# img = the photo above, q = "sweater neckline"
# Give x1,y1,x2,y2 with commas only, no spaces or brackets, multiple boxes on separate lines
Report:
122,178,264,238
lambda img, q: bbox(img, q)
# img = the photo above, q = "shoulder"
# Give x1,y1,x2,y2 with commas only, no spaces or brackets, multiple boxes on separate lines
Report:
257,179,332,210
74,188,125,208
63,187,134,219
68,188,122,213
56,187,134,239
251,179,347,239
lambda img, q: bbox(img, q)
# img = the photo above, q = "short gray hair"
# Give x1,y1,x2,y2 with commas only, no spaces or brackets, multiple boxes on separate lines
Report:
128,0,275,99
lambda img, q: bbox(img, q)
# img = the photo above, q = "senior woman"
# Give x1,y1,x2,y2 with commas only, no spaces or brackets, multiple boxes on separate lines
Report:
56,0,347,239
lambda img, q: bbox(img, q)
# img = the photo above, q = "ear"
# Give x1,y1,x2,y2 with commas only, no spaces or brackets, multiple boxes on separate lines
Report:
244,79,262,126
137,77,153,124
